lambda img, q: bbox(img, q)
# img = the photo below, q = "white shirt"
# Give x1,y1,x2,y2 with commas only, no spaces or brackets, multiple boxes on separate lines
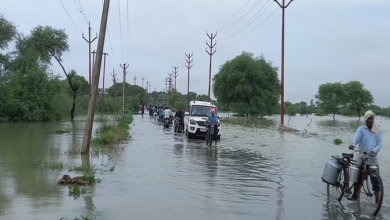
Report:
163,109,172,118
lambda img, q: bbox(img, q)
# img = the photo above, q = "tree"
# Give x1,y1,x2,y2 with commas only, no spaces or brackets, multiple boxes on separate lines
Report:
315,82,346,119
298,101,308,115
188,92,197,101
195,94,209,102
213,51,280,118
284,101,297,116
344,81,373,119
26,26,78,120
0,15,17,74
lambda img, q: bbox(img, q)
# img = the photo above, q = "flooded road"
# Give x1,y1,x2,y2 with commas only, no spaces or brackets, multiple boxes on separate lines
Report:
0,114,389,219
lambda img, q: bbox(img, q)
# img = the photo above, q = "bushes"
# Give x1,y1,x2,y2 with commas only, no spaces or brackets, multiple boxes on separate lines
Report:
92,115,133,146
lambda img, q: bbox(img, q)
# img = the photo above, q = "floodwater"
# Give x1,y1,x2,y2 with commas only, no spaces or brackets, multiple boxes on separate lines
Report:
0,114,389,220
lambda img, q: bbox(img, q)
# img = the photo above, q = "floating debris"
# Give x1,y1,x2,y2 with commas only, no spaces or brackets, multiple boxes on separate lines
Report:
58,175,90,186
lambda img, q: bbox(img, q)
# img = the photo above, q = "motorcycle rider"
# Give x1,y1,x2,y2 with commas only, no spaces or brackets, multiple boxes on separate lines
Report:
163,107,172,125
158,106,164,123
174,107,184,130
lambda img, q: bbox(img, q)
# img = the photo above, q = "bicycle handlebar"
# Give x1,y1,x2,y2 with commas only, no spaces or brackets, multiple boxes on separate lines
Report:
352,149,375,157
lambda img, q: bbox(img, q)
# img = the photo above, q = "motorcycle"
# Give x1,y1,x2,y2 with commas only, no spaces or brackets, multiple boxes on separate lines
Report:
174,117,183,133
163,117,171,128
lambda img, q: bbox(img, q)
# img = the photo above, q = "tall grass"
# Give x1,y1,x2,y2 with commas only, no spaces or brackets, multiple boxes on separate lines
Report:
92,115,133,146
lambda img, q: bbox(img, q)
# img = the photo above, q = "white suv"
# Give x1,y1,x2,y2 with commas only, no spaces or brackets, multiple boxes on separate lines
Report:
184,101,221,139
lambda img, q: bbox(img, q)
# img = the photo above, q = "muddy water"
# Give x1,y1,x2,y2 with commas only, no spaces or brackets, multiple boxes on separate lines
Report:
0,114,389,219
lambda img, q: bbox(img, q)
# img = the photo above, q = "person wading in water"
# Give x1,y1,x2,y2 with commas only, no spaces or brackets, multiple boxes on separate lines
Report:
348,110,382,204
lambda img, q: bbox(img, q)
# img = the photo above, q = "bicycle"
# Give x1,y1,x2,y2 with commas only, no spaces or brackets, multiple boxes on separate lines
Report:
322,149,384,216
205,123,212,147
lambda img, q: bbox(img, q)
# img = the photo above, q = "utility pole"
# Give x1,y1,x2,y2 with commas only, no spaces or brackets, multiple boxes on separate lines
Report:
120,63,129,116
101,52,108,117
185,52,193,111
82,22,98,99
141,77,145,88
148,84,151,95
133,76,137,85
81,0,110,154
168,73,172,106
110,70,118,116
172,66,178,100
165,77,168,105
146,81,149,93
274,0,293,126
206,31,217,102
91,50,96,78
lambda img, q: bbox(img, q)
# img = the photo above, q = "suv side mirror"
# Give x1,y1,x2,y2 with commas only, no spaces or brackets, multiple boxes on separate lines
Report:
184,112,189,116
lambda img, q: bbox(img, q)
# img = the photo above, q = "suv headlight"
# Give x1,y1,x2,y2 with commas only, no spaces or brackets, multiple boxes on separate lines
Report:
190,119,196,125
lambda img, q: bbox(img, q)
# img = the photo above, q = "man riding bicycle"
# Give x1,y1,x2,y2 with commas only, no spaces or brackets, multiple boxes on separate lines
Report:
206,108,219,146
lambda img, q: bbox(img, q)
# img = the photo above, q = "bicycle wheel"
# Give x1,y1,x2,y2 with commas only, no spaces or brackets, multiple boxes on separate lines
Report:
359,172,383,216
206,130,209,145
326,169,346,201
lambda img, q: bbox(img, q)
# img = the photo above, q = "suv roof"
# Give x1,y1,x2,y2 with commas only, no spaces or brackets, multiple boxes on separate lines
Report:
189,100,216,107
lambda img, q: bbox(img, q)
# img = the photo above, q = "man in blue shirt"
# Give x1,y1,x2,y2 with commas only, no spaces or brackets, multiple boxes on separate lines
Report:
348,110,382,203
207,108,219,146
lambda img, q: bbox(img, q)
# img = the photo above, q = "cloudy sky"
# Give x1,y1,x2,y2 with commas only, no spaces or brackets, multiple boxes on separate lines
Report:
2,0,390,107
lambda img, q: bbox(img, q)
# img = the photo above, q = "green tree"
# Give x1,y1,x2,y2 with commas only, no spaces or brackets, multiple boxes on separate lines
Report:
26,25,80,120
188,92,197,101
284,101,297,116
213,52,280,118
299,101,308,115
196,94,209,102
0,15,17,72
344,81,373,119
315,82,346,119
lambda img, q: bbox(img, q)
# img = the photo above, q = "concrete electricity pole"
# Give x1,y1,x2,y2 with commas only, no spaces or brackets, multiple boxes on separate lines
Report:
274,0,293,126
133,76,137,85
91,50,96,78
185,52,193,111
165,77,168,104
101,52,108,117
206,31,217,102
120,63,129,116
146,81,149,93
168,73,172,105
141,77,145,88
172,66,178,100
148,84,151,95
82,23,98,99
110,69,118,116
81,0,110,154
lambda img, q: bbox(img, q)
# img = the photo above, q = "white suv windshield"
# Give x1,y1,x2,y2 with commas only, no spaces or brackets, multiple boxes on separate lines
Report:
190,105,217,117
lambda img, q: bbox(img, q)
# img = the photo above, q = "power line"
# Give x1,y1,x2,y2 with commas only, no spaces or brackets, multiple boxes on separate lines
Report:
225,0,273,41
217,7,278,48
75,0,89,25
126,0,130,61
213,0,251,31
100,0,118,68
221,0,262,33
118,0,125,61
59,0,82,32
237,7,278,42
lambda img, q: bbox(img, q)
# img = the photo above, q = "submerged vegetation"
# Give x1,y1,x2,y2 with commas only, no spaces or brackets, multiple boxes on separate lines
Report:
334,138,343,145
222,117,275,128
92,116,134,146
